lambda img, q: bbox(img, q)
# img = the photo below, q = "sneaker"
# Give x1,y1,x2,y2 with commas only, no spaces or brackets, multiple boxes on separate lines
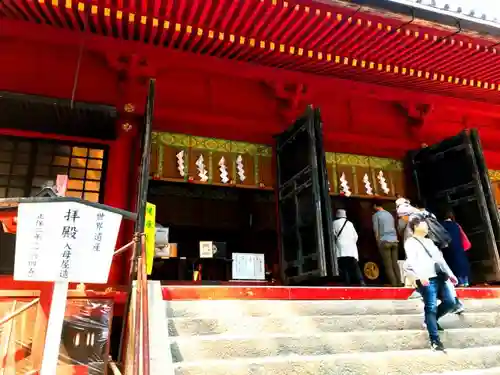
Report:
454,303,465,314
409,290,421,299
430,340,445,351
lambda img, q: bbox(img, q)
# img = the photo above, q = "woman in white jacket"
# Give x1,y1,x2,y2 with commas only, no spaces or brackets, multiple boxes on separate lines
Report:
333,209,365,286
404,216,458,351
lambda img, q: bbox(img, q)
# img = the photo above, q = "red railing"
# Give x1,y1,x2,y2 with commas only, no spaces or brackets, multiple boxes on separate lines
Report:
0,296,40,373
119,234,150,375
131,235,150,375
0,235,151,375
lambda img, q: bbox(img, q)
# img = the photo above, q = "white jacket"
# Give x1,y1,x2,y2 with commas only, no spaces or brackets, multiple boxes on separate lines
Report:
404,236,455,281
333,218,359,260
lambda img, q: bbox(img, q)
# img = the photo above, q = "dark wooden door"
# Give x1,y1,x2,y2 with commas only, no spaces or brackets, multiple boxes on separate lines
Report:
275,106,336,285
409,130,500,282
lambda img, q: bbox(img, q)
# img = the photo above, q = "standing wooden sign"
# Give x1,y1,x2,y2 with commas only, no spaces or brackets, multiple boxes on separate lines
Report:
14,200,122,375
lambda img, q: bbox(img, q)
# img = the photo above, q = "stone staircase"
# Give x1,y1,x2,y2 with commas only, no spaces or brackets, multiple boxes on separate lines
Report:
162,297,500,375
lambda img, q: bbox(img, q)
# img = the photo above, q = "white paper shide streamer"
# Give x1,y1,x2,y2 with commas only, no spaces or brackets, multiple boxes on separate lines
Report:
176,150,185,177
363,173,373,195
236,154,246,182
195,155,208,182
219,156,229,184
377,170,390,194
339,173,351,197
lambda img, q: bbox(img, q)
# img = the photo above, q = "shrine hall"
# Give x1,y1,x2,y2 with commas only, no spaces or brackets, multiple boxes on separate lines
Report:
2,0,500,374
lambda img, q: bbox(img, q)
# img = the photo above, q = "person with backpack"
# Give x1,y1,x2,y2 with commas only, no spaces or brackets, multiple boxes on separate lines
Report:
399,199,465,313
441,211,471,287
333,209,365,286
404,215,457,351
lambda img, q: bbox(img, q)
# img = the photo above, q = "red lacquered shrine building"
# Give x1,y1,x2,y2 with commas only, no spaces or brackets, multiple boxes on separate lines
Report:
2,0,500,290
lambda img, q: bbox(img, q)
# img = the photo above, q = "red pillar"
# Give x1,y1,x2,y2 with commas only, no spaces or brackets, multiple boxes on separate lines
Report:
104,117,139,285
100,53,153,284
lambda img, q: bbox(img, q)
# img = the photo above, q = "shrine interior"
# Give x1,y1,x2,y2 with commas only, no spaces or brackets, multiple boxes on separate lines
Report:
331,196,400,285
147,177,402,285
147,180,277,283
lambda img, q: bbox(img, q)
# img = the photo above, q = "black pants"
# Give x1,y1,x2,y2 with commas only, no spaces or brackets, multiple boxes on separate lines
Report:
338,256,365,286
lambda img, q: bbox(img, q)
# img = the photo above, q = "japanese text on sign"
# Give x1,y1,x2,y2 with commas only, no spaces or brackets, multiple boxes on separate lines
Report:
94,212,105,252
231,253,265,280
14,202,122,284
27,213,45,278
59,208,80,279
145,202,156,275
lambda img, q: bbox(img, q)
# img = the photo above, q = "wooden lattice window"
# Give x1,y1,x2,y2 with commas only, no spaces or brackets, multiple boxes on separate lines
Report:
0,139,31,198
0,136,107,202
33,144,106,202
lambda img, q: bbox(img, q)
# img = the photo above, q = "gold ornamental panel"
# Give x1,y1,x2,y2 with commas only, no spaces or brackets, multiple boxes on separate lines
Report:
157,132,191,148
336,153,370,167
489,170,500,182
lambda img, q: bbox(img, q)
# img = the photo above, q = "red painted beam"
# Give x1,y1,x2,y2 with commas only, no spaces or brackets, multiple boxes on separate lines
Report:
0,276,127,304
162,285,500,301
154,108,419,154
162,285,414,300
154,107,500,163
457,288,500,299
0,128,111,145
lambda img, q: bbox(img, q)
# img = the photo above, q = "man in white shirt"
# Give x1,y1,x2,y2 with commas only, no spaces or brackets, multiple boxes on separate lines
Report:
333,209,365,286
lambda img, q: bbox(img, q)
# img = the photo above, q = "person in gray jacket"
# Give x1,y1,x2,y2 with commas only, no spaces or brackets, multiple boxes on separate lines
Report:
404,216,457,351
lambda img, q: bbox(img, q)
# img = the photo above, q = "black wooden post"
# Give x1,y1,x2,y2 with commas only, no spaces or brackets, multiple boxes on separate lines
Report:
135,78,156,244
118,78,156,365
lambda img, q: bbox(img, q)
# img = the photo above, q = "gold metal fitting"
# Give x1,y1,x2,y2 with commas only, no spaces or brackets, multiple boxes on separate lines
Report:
124,103,135,113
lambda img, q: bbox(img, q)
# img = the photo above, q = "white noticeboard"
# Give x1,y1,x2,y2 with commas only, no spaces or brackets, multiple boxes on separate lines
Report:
199,241,213,258
14,201,123,284
232,253,265,280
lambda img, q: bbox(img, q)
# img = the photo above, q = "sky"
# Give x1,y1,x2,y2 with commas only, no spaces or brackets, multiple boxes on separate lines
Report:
387,0,500,23
418,0,500,20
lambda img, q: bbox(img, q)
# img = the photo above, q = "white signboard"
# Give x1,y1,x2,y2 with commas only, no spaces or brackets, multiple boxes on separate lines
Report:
199,241,213,258
232,253,265,280
14,202,122,284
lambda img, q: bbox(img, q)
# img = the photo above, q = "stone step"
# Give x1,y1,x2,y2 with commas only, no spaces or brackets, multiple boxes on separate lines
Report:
168,311,500,336
166,298,500,318
170,327,500,362
173,345,500,375
422,368,500,375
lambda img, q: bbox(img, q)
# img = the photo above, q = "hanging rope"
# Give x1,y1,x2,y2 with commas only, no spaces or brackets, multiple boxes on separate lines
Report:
434,21,462,44
393,7,415,34
70,1,91,109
